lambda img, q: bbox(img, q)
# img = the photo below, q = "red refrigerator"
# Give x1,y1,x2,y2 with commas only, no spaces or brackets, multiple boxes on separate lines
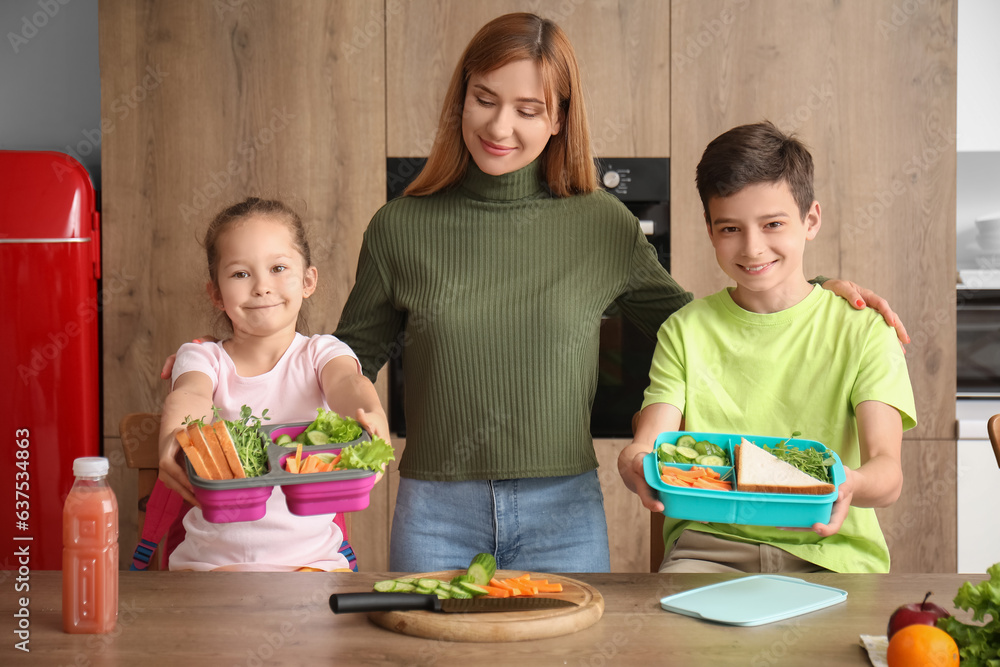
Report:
1,150,101,571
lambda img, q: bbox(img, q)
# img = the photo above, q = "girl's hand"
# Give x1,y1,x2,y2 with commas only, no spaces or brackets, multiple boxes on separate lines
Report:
354,408,391,444
821,280,910,346
158,429,199,507
354,408,391,485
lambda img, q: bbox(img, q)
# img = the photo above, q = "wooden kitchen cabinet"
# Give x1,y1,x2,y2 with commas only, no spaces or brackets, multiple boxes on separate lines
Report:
101,0,956,573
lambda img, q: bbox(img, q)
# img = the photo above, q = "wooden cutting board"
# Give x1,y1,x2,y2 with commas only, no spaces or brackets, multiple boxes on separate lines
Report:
368,570,604,643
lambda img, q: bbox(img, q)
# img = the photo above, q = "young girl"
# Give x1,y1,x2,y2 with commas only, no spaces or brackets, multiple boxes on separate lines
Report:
158,197,390,571
333,13,908,573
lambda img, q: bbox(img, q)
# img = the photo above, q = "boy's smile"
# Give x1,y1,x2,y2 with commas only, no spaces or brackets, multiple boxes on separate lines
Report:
706,180,821,313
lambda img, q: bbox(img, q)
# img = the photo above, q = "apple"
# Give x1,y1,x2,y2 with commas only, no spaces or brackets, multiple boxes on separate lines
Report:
887,592,951,639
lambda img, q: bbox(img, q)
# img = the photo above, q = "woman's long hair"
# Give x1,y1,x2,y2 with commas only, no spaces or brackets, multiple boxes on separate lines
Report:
404,12,596,198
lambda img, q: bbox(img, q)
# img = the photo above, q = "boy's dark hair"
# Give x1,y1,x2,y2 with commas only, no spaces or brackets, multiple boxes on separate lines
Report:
696,121,814,220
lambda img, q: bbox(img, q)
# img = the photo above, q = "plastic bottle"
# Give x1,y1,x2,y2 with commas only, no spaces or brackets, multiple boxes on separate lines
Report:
62,456,118,634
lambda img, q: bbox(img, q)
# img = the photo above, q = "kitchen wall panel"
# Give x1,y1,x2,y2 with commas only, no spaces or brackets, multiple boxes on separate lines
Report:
670,0,957,571
99,0,387,569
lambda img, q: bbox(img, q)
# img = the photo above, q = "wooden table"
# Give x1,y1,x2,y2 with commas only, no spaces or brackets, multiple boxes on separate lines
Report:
2,571,981,666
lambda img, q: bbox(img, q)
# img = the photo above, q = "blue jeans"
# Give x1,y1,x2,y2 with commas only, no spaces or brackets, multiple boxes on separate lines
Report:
389,471,611,573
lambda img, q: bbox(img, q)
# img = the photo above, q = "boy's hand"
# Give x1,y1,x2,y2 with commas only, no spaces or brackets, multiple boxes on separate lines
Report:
810,467,856,537
617,443,664,513
820,279,910,347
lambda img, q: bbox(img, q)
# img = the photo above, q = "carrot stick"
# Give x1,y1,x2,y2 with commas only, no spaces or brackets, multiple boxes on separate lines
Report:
534,583,563,593
482,585,510,598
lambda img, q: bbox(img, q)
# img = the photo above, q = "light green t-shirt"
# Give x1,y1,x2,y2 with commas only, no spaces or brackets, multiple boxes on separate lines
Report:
642,285,917,573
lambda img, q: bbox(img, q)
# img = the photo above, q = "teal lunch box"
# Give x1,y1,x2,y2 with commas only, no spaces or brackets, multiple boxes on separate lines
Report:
642,431,845,527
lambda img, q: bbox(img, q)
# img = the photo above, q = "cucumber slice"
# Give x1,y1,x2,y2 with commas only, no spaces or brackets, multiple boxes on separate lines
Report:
392,582,416,593
657,442,678,458
451,574,475,585
417,578,442,589
275,434,292,446
466,553,497,586
659,453,676,464
306,430,330,445
675,446,699,461
694,440,713,456
448,588,473,599
696,455,726,467
459,582,489,596
373,579,396,592
675,435,697,449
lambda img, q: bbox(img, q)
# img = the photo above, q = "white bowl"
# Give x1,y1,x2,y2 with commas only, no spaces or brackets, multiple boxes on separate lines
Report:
975,213,1000,234
976,234,1000,251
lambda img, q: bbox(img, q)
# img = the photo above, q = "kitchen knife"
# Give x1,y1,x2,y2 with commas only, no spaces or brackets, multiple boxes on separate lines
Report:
330,593,576,614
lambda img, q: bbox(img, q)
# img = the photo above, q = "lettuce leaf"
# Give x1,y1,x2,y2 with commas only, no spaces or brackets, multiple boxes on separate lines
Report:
301,408,363,444
338,435,395,472
938,562,1000,667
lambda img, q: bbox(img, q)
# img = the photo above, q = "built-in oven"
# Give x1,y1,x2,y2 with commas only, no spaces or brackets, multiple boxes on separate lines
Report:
384,157,670,438
954,287,1000,573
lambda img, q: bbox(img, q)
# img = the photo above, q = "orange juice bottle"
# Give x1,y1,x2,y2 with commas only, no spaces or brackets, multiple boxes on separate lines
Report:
62,457,118,634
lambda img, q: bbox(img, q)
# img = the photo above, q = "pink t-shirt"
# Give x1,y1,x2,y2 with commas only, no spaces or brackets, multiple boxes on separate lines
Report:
167,333,360,572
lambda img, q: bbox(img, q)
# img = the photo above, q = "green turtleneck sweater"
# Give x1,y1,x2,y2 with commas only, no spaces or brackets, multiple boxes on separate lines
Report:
335,161,693,481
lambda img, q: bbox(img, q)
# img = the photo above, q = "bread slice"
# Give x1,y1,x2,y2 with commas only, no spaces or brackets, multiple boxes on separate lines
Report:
735,439,834,495
175,427,213,479
212,421,246,479
184,422,229,480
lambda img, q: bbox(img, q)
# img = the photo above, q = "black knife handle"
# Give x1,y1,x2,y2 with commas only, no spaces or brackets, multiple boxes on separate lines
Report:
330,593,442,614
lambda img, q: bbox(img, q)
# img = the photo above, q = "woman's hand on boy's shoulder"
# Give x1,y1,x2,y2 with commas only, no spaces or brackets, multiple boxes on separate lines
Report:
820,279,910,348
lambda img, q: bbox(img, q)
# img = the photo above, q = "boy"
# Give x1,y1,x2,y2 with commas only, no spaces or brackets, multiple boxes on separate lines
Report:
617,121,916,573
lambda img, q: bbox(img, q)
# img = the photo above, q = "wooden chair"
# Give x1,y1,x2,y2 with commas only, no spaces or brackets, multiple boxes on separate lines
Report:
119,412,169,570
631,411,668,572
986,415,1000,469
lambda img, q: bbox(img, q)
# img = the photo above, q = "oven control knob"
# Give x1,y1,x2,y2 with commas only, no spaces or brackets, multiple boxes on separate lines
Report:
602,170,621,189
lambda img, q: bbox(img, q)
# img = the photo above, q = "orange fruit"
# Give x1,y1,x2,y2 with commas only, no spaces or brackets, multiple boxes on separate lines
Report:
886,624,959,667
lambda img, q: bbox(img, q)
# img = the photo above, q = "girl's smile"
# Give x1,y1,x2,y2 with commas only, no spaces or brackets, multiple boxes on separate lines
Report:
209,214,317,342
